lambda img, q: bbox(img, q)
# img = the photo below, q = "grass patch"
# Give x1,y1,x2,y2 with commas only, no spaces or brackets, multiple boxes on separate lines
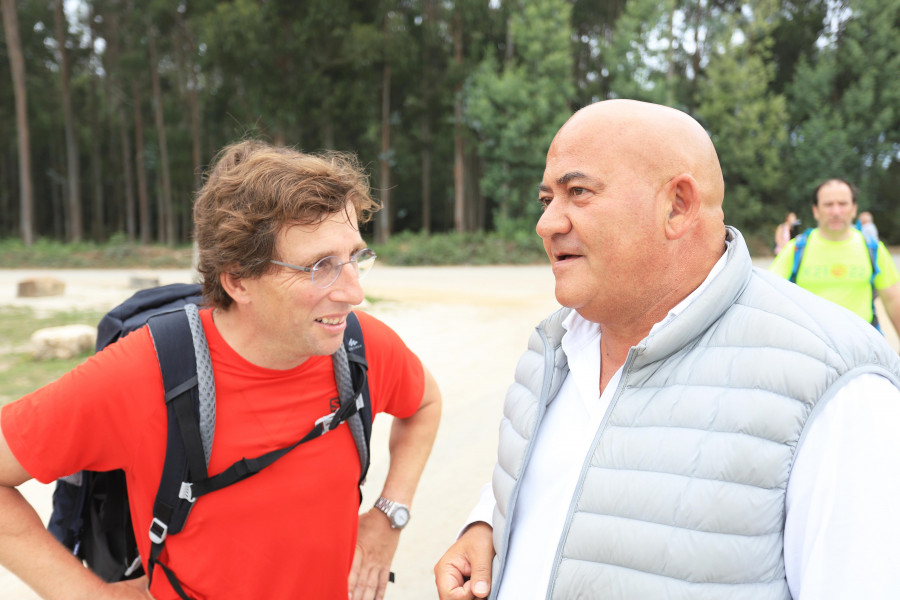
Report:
0,306,106,406
370,230,547,266
0,232,549,268
0,235,194,268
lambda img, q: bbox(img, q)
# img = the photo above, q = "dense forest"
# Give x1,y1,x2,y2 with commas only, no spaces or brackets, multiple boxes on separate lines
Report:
2,0,899,247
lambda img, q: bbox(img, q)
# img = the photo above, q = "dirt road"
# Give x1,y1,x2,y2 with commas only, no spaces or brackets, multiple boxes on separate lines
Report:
0,256,897,598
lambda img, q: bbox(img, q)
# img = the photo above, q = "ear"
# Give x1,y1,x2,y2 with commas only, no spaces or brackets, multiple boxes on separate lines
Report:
663,174,701,240
220,268,252,306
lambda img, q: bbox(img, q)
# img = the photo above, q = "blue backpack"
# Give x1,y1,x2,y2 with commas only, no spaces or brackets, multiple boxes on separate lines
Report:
789,229,881,330
46,283,372,597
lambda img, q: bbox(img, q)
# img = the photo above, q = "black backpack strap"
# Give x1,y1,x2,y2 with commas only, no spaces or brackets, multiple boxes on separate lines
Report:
188,418,333,497
145,306,208,593
184,312,372,503
340,311,372,493
140,307,371,598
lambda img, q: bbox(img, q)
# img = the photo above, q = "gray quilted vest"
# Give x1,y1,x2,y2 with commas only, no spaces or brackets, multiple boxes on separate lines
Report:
490,227,900,599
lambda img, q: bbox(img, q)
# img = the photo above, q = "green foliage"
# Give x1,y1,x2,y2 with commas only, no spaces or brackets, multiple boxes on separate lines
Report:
603,0,676,104
464,0,574,231
371,230,546,266
0,236,194,268
785,0,900,210
769,0,829,94
695,0,788,233
2,0,900,245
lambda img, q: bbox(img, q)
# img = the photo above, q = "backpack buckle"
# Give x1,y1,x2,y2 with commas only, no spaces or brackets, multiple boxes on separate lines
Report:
179,482,196,503
315,413,337,432
124,556,143,577
149,518,168,545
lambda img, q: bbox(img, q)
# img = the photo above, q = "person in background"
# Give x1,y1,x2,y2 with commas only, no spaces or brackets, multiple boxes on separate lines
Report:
770,178,900,335
858,210,879,242
0,140,441,600
434,100,900,600
774,209,800,255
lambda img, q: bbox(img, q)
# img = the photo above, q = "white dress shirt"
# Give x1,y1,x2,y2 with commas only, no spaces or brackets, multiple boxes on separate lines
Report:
468,258,900,599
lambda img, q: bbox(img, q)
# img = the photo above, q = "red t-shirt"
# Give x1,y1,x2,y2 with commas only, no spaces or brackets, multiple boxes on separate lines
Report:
2,309,424,599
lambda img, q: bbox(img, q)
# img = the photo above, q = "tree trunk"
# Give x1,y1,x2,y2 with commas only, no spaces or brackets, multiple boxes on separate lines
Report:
133,79,151,244
88,5,104,241
323,117,335,150
106,8,137,241
665,0,677,107
376,16,392,244
0,156,9,233
120,99,137,241
175,10,203,193
377,62,392,244
421,116,432,233
189,77,202,194
148,25,175,245
453,9,466,233
54,0,82,242
2,0,35,246
420,0,434,233
50,139,64,239
466,148,483,231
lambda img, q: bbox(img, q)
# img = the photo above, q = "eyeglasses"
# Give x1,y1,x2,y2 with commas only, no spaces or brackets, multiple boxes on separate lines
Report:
270,248,377,288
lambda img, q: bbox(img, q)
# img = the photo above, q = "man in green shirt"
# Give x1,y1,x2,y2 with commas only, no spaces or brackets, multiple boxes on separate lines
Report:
770,178,900,335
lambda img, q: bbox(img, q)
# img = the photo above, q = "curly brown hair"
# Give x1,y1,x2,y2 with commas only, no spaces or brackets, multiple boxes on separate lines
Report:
193,140,380,309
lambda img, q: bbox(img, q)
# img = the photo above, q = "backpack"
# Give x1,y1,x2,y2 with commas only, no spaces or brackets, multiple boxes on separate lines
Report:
789,228,881,330
47,282,372,594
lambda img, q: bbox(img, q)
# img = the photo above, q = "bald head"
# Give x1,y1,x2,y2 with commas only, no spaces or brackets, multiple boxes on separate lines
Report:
537,99,727,336
556,100,725,212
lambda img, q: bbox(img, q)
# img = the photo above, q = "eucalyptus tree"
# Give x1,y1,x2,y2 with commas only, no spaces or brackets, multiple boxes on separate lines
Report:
2,1,74,241
598,0,790,233
94,0,138,240
1,0,35,245
695,0,788,234
53,0,82,242
768,0,829,95
109,1,154,243
570,0,627,108
785,0,900,239
465,0,574,234
602,0,680,105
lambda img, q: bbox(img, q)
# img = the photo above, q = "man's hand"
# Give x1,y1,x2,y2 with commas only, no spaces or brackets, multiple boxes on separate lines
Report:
348,508,401,600
434,522,495,600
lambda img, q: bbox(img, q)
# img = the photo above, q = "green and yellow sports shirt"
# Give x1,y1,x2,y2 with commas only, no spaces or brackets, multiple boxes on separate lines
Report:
770,229,899,323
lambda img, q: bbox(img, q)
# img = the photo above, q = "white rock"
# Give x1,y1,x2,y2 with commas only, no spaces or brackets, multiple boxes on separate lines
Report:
30,325,97,360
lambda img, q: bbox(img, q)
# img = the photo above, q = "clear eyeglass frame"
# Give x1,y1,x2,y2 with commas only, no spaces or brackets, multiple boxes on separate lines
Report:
270,248,377,288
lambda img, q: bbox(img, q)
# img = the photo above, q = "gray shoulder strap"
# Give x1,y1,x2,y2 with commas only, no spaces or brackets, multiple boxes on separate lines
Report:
184,303,215,467
333,342,368,483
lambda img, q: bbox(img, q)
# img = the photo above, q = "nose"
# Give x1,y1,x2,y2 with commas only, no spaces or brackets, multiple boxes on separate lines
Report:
536,197,571,240
329,262,365,306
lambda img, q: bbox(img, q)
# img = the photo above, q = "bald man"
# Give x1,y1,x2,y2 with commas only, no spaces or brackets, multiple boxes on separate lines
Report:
435,100,900,599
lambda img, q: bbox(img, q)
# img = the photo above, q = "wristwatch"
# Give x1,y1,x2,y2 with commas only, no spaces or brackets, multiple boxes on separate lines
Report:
374,496,411,529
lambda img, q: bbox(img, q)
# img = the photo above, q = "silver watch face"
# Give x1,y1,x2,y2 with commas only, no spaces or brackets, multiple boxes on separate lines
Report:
391,506,410,528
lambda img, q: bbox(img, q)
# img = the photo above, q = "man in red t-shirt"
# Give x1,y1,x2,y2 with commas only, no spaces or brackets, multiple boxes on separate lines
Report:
0,141,441,600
